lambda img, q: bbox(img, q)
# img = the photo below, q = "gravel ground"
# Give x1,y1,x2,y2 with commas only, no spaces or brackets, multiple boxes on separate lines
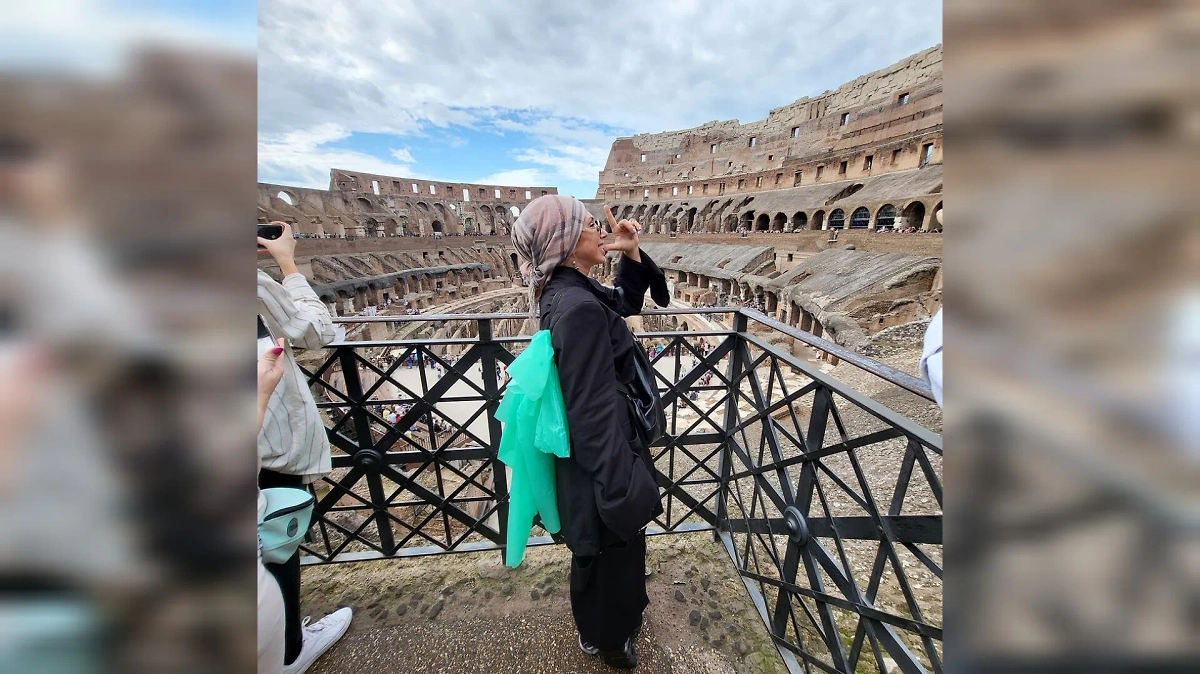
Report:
302,532,787,674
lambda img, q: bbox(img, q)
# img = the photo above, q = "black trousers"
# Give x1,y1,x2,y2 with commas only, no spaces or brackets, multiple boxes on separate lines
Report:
569,529,648,652
259,468,303,665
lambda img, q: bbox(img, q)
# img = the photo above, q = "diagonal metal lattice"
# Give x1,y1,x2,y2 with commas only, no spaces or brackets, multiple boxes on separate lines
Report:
292,310,941,673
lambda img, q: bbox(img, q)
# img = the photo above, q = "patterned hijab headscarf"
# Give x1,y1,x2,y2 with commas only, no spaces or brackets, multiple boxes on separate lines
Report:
511,195,586,324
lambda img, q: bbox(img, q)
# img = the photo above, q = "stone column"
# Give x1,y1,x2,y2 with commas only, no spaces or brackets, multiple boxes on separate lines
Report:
921,205,935,231
868,210,878,230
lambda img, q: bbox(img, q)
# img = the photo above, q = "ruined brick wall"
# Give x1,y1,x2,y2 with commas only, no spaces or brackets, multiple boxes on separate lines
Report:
638,231,943,258
291,235,512,257
597,45,942,201
258,170,554,240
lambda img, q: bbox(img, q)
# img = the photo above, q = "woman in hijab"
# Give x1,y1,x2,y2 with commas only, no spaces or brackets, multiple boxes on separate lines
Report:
512,195,669,669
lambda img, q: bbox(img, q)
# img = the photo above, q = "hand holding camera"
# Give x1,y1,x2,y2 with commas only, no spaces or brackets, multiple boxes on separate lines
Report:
257,221,298,275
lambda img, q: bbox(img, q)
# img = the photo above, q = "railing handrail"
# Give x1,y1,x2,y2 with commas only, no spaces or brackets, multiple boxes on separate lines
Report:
303,312,943,672
737,308,935,401
331,306,740,323
332,307,935,401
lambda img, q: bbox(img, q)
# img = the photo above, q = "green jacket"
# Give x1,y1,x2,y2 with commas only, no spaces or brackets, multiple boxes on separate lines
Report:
495,329,570,567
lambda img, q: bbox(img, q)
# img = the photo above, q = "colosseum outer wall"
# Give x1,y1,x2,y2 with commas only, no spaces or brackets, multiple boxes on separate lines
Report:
258,169,558,240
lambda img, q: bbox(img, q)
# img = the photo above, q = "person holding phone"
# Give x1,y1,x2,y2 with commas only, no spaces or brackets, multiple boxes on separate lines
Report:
256,221,351,673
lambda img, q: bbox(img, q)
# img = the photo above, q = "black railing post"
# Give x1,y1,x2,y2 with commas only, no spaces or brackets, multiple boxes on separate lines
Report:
337,345,396,554
715,311,747,540
477,318,509,563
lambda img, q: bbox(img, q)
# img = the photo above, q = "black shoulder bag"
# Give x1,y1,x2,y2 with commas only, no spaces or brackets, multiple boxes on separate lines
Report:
617,344,666,445
547,290,666,446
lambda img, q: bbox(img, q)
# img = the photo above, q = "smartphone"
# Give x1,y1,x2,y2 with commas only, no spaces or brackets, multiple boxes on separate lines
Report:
258,224,284,241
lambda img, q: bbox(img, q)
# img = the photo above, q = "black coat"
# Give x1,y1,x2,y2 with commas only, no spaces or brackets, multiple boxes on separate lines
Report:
539,252,671,556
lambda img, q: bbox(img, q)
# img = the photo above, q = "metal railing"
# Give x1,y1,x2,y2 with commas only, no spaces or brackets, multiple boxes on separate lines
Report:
298,308,942,674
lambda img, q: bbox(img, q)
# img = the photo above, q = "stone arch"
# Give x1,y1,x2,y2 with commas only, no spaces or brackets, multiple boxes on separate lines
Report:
509,206,520,218
620,205,634,220
791,211,807,230
771,212,787,231
739,211,755,230
356,197,373,211
431,220,444,234
755,213,770,231
900,201,925,229
875,204,897,230
434,203,455,234
932,200,943,230
479,205,495,235
723,214,737,232
685,207,697,232
275,189,298,206
810,210,825,230
828,208,846,229
849,207,870,229
633,204,648,221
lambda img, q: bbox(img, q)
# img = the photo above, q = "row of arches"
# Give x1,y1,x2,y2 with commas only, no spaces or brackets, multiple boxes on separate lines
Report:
262,186,527,238
606,198,941,235
664,271,845,363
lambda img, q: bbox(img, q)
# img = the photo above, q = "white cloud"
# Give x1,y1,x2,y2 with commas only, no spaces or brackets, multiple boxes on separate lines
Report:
258,123,423,188
258,0,942,191
473,168,549,187
515,147,607,182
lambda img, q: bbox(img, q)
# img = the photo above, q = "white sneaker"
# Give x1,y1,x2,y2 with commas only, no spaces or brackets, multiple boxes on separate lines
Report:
282,607,353,674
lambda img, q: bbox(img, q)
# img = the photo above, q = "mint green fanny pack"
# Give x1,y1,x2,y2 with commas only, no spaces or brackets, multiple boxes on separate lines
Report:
258,487,315,565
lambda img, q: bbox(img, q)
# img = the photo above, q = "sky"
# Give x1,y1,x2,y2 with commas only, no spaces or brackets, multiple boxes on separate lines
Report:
0,1,942,200
0,0,256,73
259,0,942,199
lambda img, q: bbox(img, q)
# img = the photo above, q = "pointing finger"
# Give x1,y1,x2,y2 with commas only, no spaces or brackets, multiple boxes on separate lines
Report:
603,205,619,232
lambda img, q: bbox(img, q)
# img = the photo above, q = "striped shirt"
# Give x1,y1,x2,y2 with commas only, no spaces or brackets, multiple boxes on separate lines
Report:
257,270,336,482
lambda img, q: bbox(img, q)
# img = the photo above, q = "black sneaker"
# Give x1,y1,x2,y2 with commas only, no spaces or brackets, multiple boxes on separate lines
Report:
598,637,637,669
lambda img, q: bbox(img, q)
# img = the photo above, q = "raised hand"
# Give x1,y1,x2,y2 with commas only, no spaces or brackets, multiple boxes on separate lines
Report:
600,204,642,263
257,221,299,275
